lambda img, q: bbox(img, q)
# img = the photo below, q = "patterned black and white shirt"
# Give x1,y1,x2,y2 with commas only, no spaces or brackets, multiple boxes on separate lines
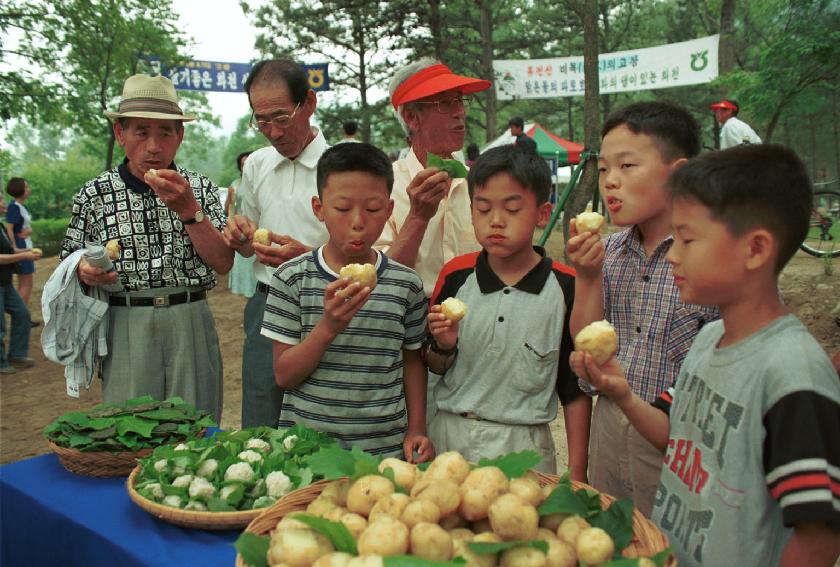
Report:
60,160,227,291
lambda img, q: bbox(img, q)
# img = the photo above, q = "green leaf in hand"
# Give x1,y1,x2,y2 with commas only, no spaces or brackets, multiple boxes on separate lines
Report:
427,153,469,178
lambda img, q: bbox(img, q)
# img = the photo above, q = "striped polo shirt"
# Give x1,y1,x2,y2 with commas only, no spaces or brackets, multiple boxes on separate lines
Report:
429,248,583,424
261,248,427,457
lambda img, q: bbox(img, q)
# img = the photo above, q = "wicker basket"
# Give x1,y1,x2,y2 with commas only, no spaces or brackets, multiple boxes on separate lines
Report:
48,440,154,477
126,466,273,530
235,472,674,567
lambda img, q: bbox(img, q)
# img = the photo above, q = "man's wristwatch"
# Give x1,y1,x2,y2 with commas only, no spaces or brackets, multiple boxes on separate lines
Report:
182,210,206,225
429,339,458,356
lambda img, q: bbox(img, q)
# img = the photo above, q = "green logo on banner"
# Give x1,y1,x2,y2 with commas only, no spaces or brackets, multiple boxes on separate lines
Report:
690,50,709,71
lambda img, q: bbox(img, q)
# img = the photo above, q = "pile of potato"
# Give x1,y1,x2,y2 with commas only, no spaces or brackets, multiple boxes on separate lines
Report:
267,451,632,567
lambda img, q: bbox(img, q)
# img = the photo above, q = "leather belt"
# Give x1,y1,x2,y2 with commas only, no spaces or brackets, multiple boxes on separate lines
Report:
460,411,485,421
256,282,270,294
109,289,207,307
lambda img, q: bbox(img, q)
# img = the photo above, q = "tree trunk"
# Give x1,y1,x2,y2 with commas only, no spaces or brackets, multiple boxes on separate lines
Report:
718,0,737,74
832,88,840,186
809,113,817,181
105,128,116,170
563,0,600,252
477,0,497,141
353,12,371,143
566,98,574,141
427,0,446,61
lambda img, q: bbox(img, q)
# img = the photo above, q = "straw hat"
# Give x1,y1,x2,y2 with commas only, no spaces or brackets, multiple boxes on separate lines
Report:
104,74,196,121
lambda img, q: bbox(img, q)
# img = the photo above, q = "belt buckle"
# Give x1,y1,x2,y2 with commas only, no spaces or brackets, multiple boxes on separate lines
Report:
153,296,168,307
462,411,481,420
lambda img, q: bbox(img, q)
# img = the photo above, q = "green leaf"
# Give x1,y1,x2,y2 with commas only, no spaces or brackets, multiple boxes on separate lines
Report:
477,450,543,479
234,532,270,567
427,153,469,178
650,547,673,567
67,432,92,448
208,496,238,512
466,540,549,555
295,513,358,555
308,446,381,481
117,415,157,438
384,556,467,567
590,498,635,553
137,408,191,422
538,482,600,518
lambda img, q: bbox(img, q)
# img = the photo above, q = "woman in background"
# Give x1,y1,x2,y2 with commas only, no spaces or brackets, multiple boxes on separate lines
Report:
5,178,37,323
227,152,257,298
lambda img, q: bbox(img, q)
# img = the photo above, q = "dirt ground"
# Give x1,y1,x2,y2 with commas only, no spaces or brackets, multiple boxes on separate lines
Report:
1,246,838,467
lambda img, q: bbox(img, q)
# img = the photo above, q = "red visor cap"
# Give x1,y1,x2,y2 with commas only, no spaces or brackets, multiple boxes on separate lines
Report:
709,100,738,111
391,64,491,110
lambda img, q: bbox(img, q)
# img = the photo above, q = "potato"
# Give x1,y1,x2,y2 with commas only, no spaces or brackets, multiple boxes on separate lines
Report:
536,528,559,542
313,552,353,567
321,479,351,506
488,493,539,541
368,493,411,523
357,516,410,556
105,238,120,260
307,496,339,517
411,478,461,517
556,516,591,546
144,169,161,184
471,519,493,534
472,532,503,544
347,556,384,567
452,538,496,567
268,528,334,567
30,247,43,256
499,546,546,567
545,538,577,567
448,528,475,541
540,514,568,531
439,512,468,531
508,478,544,507
339,263,377,289
574,320,618,365
459,488,497,522
340,512,368,540
347,475,395,516
274,514,311,532
401,499,441,529
637,559,656,567
461,466,509,494
575,211,605,234
425,451,471,484
253,227,272,246
410,522,453,561
575,527,614,566
440,297,468,322
378,458,418,490
322,506,349,522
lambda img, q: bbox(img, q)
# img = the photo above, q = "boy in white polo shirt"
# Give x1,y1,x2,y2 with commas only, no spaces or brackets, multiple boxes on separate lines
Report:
425,146,595,477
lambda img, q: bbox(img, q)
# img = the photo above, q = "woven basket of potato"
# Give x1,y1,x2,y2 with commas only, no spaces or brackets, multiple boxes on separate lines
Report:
234,450,674,567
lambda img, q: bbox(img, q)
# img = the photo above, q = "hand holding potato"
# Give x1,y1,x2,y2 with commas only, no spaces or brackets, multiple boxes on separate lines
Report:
319,278,371,337
569,350,630,404
223,214,257,252
428,304,461,352
566,219,605,280
253,233,309,267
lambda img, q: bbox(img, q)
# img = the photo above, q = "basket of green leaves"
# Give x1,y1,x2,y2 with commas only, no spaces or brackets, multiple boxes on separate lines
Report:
44,395,216,477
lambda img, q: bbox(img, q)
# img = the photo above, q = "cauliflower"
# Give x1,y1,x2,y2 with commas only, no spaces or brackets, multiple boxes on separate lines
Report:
225,462,255,482
145,482,164,500
174,443,189,451
266,470,294,498
172,474,193,488
238,449,264,464
184,501,208,512
188,476,216,500
220,484,240,502
283,435,299,451
246,438,271,453
250,478,267,498
163,495,183,508
254,495,277,509
196,458,219,479
153,459,168,473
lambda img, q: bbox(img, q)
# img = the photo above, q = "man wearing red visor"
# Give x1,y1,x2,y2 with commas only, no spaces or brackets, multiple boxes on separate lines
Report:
377,58,491,297
710,99,761,150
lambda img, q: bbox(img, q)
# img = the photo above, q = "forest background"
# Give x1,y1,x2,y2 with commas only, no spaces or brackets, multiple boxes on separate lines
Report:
1,0,839,250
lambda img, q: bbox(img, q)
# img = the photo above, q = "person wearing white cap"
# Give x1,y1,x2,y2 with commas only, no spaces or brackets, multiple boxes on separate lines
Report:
58,74,232,422
710,98,762,150
377,58,491,297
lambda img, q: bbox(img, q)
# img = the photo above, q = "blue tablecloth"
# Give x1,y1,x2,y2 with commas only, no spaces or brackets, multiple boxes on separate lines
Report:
0,454,239,566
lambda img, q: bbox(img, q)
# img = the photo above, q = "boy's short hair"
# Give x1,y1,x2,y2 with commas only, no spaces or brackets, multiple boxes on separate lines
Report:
467,145,551,205
668,144,811,273
316,143,394,197
508,116,525,129
6,177,26,198
342,120,358,136
602,101,701,161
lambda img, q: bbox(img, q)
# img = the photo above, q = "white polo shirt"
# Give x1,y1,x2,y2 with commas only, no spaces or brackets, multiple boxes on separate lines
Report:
239,127,330,284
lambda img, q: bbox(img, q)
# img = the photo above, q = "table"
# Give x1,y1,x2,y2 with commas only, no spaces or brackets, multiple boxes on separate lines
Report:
0,454,240,566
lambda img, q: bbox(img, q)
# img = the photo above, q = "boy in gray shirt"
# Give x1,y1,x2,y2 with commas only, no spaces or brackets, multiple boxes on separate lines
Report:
572,145,840,567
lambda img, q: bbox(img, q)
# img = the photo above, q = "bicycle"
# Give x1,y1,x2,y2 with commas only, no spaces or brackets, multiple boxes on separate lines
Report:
800,190,840,258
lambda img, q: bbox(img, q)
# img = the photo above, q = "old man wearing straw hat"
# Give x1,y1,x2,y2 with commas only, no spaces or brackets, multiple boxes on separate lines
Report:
58,74,232,421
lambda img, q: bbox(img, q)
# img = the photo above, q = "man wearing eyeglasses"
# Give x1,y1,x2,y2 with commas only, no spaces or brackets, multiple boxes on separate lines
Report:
223,59,329,428
378,58,491,297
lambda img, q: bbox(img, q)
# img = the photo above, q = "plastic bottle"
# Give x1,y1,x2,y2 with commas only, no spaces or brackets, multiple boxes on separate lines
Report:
83,243,124,293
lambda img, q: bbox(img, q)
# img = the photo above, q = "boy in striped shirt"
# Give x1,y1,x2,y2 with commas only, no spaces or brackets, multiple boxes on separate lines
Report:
261,143,434,462
572,145,840,567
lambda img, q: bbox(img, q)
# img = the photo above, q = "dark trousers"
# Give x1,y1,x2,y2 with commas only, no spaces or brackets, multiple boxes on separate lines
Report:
0,282,30,367
241,290,285,428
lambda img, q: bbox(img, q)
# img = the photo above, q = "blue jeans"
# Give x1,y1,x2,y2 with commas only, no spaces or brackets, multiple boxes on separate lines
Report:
0,282,30,367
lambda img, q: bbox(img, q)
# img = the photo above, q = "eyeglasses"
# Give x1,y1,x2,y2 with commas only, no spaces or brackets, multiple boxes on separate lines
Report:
249,103,301,131
412,95,472,114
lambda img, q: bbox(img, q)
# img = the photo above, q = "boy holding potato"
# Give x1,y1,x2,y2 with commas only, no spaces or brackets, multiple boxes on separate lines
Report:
425,146,594,476
566,102,718,515
572,145,840,567
260,143,434,462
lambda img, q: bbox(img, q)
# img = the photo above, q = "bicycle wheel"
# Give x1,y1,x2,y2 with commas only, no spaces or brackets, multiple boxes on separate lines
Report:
800,191,840,257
